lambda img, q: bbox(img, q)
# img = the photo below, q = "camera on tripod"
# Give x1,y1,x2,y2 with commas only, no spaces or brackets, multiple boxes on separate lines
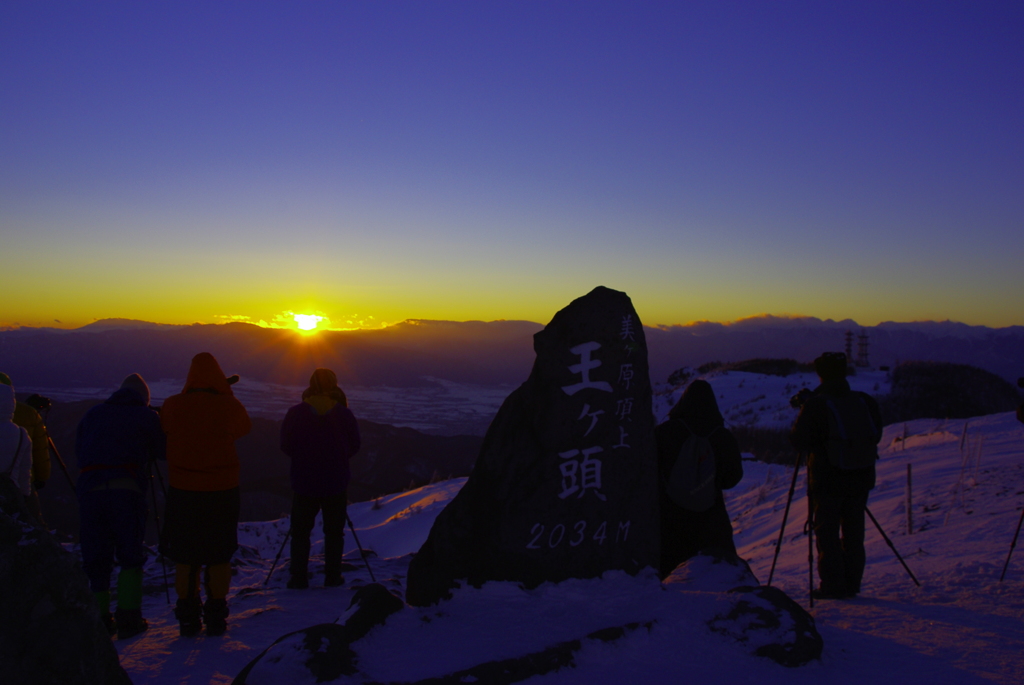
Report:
25,394,52,413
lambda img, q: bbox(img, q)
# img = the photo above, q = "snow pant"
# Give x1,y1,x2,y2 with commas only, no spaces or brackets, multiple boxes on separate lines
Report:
813,489,869,595
78,485,147,593
175,563,231,601
79,483,148,613
659,492,737,578
289,492,347,580
160,486,239,565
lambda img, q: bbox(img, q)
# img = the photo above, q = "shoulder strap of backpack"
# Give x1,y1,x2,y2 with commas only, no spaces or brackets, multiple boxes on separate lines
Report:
856,394,879,436
5,431,24,477
680,419,721,440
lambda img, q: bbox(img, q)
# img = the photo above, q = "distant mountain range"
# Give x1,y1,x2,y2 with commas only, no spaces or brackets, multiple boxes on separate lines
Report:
2,315,1023,390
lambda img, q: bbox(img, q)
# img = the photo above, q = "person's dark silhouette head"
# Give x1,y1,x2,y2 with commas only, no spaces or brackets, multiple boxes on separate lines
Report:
814,352,848,382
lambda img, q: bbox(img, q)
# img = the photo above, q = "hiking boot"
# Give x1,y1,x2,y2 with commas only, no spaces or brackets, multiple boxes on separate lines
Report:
101,611,117,637
175,597,203,637
287,575,309,589
115,608,149,640
324,573,344,587
204,598,229,637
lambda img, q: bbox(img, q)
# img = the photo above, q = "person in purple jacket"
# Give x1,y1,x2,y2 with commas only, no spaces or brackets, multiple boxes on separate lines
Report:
280,368,361,588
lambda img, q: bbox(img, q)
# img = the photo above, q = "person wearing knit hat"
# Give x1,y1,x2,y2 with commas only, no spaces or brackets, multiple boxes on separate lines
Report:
791,352,883,600
280,368,361,589
159,353,251,637
75,372,166,639
0,372,52,523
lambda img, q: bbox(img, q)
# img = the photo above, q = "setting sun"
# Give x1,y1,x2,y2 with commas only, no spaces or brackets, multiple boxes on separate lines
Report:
293,313,323,331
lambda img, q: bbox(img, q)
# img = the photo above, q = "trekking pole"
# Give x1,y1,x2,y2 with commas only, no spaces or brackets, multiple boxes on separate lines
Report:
264,529,291,586
999,504,1024,582
865,506,921,587
347,514,376,583
767,452,804,587
146,459,171,604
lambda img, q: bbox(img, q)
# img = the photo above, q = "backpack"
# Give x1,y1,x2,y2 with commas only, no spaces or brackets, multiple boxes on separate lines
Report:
666,425,718,512
824,394,879,470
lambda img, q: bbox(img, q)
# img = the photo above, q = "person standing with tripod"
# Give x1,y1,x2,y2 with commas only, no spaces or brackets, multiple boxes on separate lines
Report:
280,369,361,589
791,352,882,600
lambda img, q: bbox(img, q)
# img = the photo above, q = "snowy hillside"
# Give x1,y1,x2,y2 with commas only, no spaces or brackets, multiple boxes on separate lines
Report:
108,404,1024,684
652,368,891,428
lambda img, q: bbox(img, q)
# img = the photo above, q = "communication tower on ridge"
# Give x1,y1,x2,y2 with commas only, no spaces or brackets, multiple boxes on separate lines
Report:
856,330,870,368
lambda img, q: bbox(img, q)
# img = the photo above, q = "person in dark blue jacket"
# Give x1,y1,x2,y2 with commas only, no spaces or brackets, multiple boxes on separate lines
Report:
75,373,165,639
280,369,361,588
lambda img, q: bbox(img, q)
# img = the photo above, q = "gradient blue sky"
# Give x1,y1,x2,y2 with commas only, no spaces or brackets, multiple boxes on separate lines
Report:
2,2,1022,330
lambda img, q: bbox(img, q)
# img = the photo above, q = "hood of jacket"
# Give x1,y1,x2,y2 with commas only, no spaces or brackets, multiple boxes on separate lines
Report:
106,386,148,407
0,384,13,422
182,352,233,395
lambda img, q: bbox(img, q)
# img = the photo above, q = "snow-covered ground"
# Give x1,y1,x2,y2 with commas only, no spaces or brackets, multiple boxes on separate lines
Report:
107,405,1024,684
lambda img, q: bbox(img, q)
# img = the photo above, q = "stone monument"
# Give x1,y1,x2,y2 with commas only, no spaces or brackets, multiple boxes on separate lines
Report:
406,286,659,606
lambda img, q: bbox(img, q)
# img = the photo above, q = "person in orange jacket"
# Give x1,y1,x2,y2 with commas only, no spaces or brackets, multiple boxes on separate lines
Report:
159,352,251,637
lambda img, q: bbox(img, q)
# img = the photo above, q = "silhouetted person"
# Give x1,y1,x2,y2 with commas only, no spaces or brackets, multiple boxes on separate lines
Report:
655,379,743,577
160,353,251,636
0,381,33,500
791,352,882,599
0,372,51,522
280,369,361,588
75,373,165,639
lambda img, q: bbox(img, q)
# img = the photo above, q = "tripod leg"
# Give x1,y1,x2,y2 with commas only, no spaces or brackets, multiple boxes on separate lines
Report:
865,506,921,587
999,505,1024,582
767,453,803,587
807,489,815,608
347,515,376,583
47,437,78,495
265,529,292,586
147,460,171,604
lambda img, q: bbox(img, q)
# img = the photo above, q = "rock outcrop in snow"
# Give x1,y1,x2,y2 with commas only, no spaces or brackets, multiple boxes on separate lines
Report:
0,478,132,685
406,287,660,606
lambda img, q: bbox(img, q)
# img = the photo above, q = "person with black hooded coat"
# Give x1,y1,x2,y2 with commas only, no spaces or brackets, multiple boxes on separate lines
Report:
655,379,743,578
280,368,361,589
791,352,883,600
75,373,165,639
